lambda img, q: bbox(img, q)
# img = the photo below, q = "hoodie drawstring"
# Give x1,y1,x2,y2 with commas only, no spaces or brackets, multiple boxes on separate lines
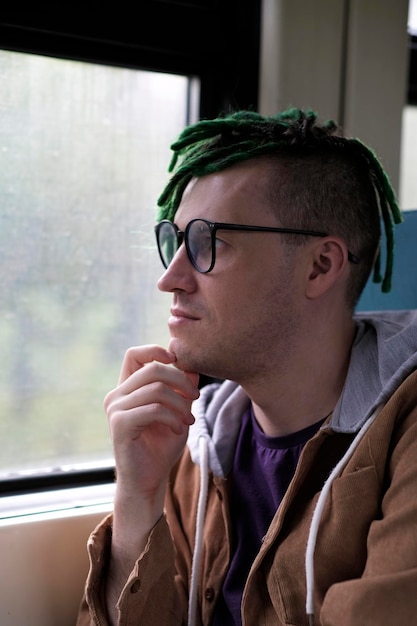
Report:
188,435,209,626
305,408,380,624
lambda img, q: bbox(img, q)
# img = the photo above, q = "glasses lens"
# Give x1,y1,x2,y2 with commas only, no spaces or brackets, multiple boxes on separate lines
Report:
157,221,178,268
187,219,213,272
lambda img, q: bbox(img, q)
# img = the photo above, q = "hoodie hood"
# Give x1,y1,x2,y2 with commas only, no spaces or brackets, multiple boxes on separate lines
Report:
187,309,417,476
332,309,417,431
188,380,249,478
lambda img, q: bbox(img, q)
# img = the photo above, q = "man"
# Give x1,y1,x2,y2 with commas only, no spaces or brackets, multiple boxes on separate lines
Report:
78,109,417,626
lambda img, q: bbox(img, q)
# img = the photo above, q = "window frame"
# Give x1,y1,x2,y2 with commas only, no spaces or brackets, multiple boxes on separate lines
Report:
408,33,417,104
0,0,261,118
0,0,261,496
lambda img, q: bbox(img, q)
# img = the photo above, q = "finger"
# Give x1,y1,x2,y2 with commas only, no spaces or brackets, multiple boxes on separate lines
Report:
118,361,200,400
118,345,176,384
111,401,193,439
118,380,196,423
104,363,199,421
107,372,197,431
184,371,200,388
172,363,200,392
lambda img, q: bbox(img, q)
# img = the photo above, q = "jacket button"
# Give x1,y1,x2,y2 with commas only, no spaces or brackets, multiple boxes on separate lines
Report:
130,579,141,593
204,588,215,602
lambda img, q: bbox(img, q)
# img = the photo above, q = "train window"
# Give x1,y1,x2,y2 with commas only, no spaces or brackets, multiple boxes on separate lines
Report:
399,104,417,208
0,49,198,486
400,0,417,209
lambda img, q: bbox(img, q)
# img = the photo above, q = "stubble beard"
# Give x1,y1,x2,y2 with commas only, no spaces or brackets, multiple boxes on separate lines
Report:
168,312,300,386
168,336,226,378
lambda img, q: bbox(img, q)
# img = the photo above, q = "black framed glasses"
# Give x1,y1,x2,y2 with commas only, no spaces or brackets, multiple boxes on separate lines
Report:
155,218,360,274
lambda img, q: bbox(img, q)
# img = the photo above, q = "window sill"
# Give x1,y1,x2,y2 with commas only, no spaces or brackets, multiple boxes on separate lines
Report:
0,482,115,524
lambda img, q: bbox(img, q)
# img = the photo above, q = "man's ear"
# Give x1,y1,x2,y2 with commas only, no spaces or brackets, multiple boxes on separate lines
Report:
305,237,349,299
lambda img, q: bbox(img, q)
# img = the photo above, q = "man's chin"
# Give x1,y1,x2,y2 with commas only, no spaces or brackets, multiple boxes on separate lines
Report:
169,339,225,381
168,339,198,372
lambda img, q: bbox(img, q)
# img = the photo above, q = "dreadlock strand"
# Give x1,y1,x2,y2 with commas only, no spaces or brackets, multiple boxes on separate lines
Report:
169,109,320,160
379,192,395,293
158,139,294,220
170,114,263,151
348,139,402,292
373,249,382,284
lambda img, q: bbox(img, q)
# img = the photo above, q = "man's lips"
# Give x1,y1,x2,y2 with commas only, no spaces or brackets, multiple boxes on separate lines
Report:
169,307,199,321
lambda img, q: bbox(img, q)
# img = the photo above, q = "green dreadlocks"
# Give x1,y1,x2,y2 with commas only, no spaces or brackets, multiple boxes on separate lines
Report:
157,108,402,294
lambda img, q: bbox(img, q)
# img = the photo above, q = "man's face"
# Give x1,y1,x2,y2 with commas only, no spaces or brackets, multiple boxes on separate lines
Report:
157,160,304,384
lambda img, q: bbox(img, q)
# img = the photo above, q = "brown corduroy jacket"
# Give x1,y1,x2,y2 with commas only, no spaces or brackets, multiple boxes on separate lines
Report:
78,368,417,626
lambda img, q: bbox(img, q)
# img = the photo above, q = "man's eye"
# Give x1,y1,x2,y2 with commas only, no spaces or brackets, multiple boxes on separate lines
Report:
189,233,210,258
195,235,212,253
201,235,212,246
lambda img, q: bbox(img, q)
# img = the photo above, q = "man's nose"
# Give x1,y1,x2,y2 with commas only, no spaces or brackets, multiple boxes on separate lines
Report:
157,244,196,293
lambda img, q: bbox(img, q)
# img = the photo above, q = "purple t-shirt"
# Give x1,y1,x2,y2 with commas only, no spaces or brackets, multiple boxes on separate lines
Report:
212,406,324,626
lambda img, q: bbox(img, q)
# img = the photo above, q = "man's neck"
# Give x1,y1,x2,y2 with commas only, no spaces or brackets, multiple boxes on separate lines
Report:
245,317,356,437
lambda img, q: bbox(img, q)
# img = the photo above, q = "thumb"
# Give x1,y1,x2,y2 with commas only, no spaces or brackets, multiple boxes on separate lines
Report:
184,371,200,388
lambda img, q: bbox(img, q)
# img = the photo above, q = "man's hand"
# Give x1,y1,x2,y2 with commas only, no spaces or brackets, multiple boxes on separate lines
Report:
106,344,199,502
104,345,200,623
